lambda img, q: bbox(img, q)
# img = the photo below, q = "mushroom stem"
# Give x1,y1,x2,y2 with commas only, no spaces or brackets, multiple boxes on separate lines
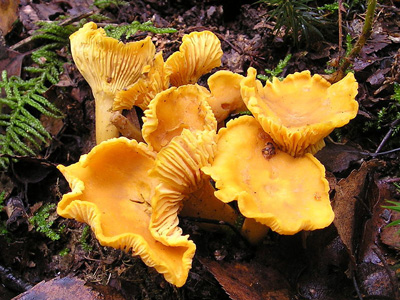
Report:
94,90,120,144
110,111,144,142
180,180,239,228
240,218,270,245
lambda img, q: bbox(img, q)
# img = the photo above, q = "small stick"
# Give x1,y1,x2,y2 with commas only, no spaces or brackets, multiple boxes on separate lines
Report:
338,0,343,61
352,274,364,300
0,265,33,293
329,0,377,82
375,119,400,153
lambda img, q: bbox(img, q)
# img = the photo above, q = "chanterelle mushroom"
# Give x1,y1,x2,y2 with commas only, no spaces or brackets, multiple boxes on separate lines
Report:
142,84,217,152
70,22,156,144
240,68,359,156
202,116,335,235
57,138,195,287
165,31,223,86
206,70,247,124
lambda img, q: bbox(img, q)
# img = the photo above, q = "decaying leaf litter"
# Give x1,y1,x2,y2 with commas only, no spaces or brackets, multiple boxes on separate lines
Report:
1,0,400,299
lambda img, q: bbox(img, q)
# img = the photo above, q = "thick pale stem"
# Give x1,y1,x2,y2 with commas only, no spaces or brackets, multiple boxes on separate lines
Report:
241,218,270,245
94,90,120,144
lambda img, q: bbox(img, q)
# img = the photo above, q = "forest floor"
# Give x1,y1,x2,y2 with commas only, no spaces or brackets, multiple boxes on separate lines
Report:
1,1,400,299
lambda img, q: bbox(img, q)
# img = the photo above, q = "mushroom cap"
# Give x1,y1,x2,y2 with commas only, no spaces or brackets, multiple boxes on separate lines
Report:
142,84,217,152
113,52,171,111
207,70,247,123
57,137,195,287
149,129,217,245
70,22,156,97
165,31,223,86
240,68,359,156
202,116,335,235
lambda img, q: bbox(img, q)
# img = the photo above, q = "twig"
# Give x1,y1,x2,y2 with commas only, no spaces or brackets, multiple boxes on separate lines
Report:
352,274,364,300
10,11,94,51
381,177,400,184
375,119,400,153
338,0,343,61
0,265,32,293
329,0,377,82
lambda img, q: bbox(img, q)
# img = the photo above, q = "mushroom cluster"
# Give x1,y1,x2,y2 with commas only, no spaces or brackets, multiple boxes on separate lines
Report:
57,22,359,287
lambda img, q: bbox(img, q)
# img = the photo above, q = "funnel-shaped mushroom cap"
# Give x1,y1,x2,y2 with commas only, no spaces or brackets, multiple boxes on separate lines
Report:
149,129,217,245
165,31,223,86
57,138,195,287
240,68,359,156
202,116,334,235
113,52,171,111
70,22,156,143
142,84,217,152
207,70,247,123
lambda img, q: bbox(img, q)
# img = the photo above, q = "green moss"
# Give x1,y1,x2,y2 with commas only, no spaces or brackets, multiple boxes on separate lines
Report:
29,203,63,241
80,224,93,252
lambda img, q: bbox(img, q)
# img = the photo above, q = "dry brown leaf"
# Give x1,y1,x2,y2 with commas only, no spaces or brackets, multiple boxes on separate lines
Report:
0,0,19,35
0,46,25,77
200,258,292,300
13,276,125,300
315,141,365,173
331,160,382,259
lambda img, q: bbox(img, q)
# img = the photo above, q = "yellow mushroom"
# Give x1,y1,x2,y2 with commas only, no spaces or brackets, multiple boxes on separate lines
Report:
57,138,195,287
240,68,359,156
70,22,156,143
142,84,217,152
202,116,335,235
113,52,171,111
206,70,247,123
165,31,223,86
149,129,239,245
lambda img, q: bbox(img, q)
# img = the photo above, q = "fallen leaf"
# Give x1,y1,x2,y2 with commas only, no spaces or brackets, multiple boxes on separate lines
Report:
0,0,19,35
0,46,25,77
200,257,292,300
315,141,365,173
358,178,392,264
13,276,125,300
331,160,382,259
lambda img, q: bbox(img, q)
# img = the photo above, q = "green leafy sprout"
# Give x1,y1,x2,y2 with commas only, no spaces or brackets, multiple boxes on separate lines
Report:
257,54,292,81
382,183,400,229
29,203,64,241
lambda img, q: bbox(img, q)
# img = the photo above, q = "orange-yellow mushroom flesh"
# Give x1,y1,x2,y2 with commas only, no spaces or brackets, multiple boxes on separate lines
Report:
240,68,359,156
70,22,156,143
57,138,195,287
113,52,171,111
149,129,218,244
202,116,334,235
207,70,247,123
142,84,217,152
165,31,223,86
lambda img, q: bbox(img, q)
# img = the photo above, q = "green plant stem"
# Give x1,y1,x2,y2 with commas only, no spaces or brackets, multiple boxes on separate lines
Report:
331,0,377,82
